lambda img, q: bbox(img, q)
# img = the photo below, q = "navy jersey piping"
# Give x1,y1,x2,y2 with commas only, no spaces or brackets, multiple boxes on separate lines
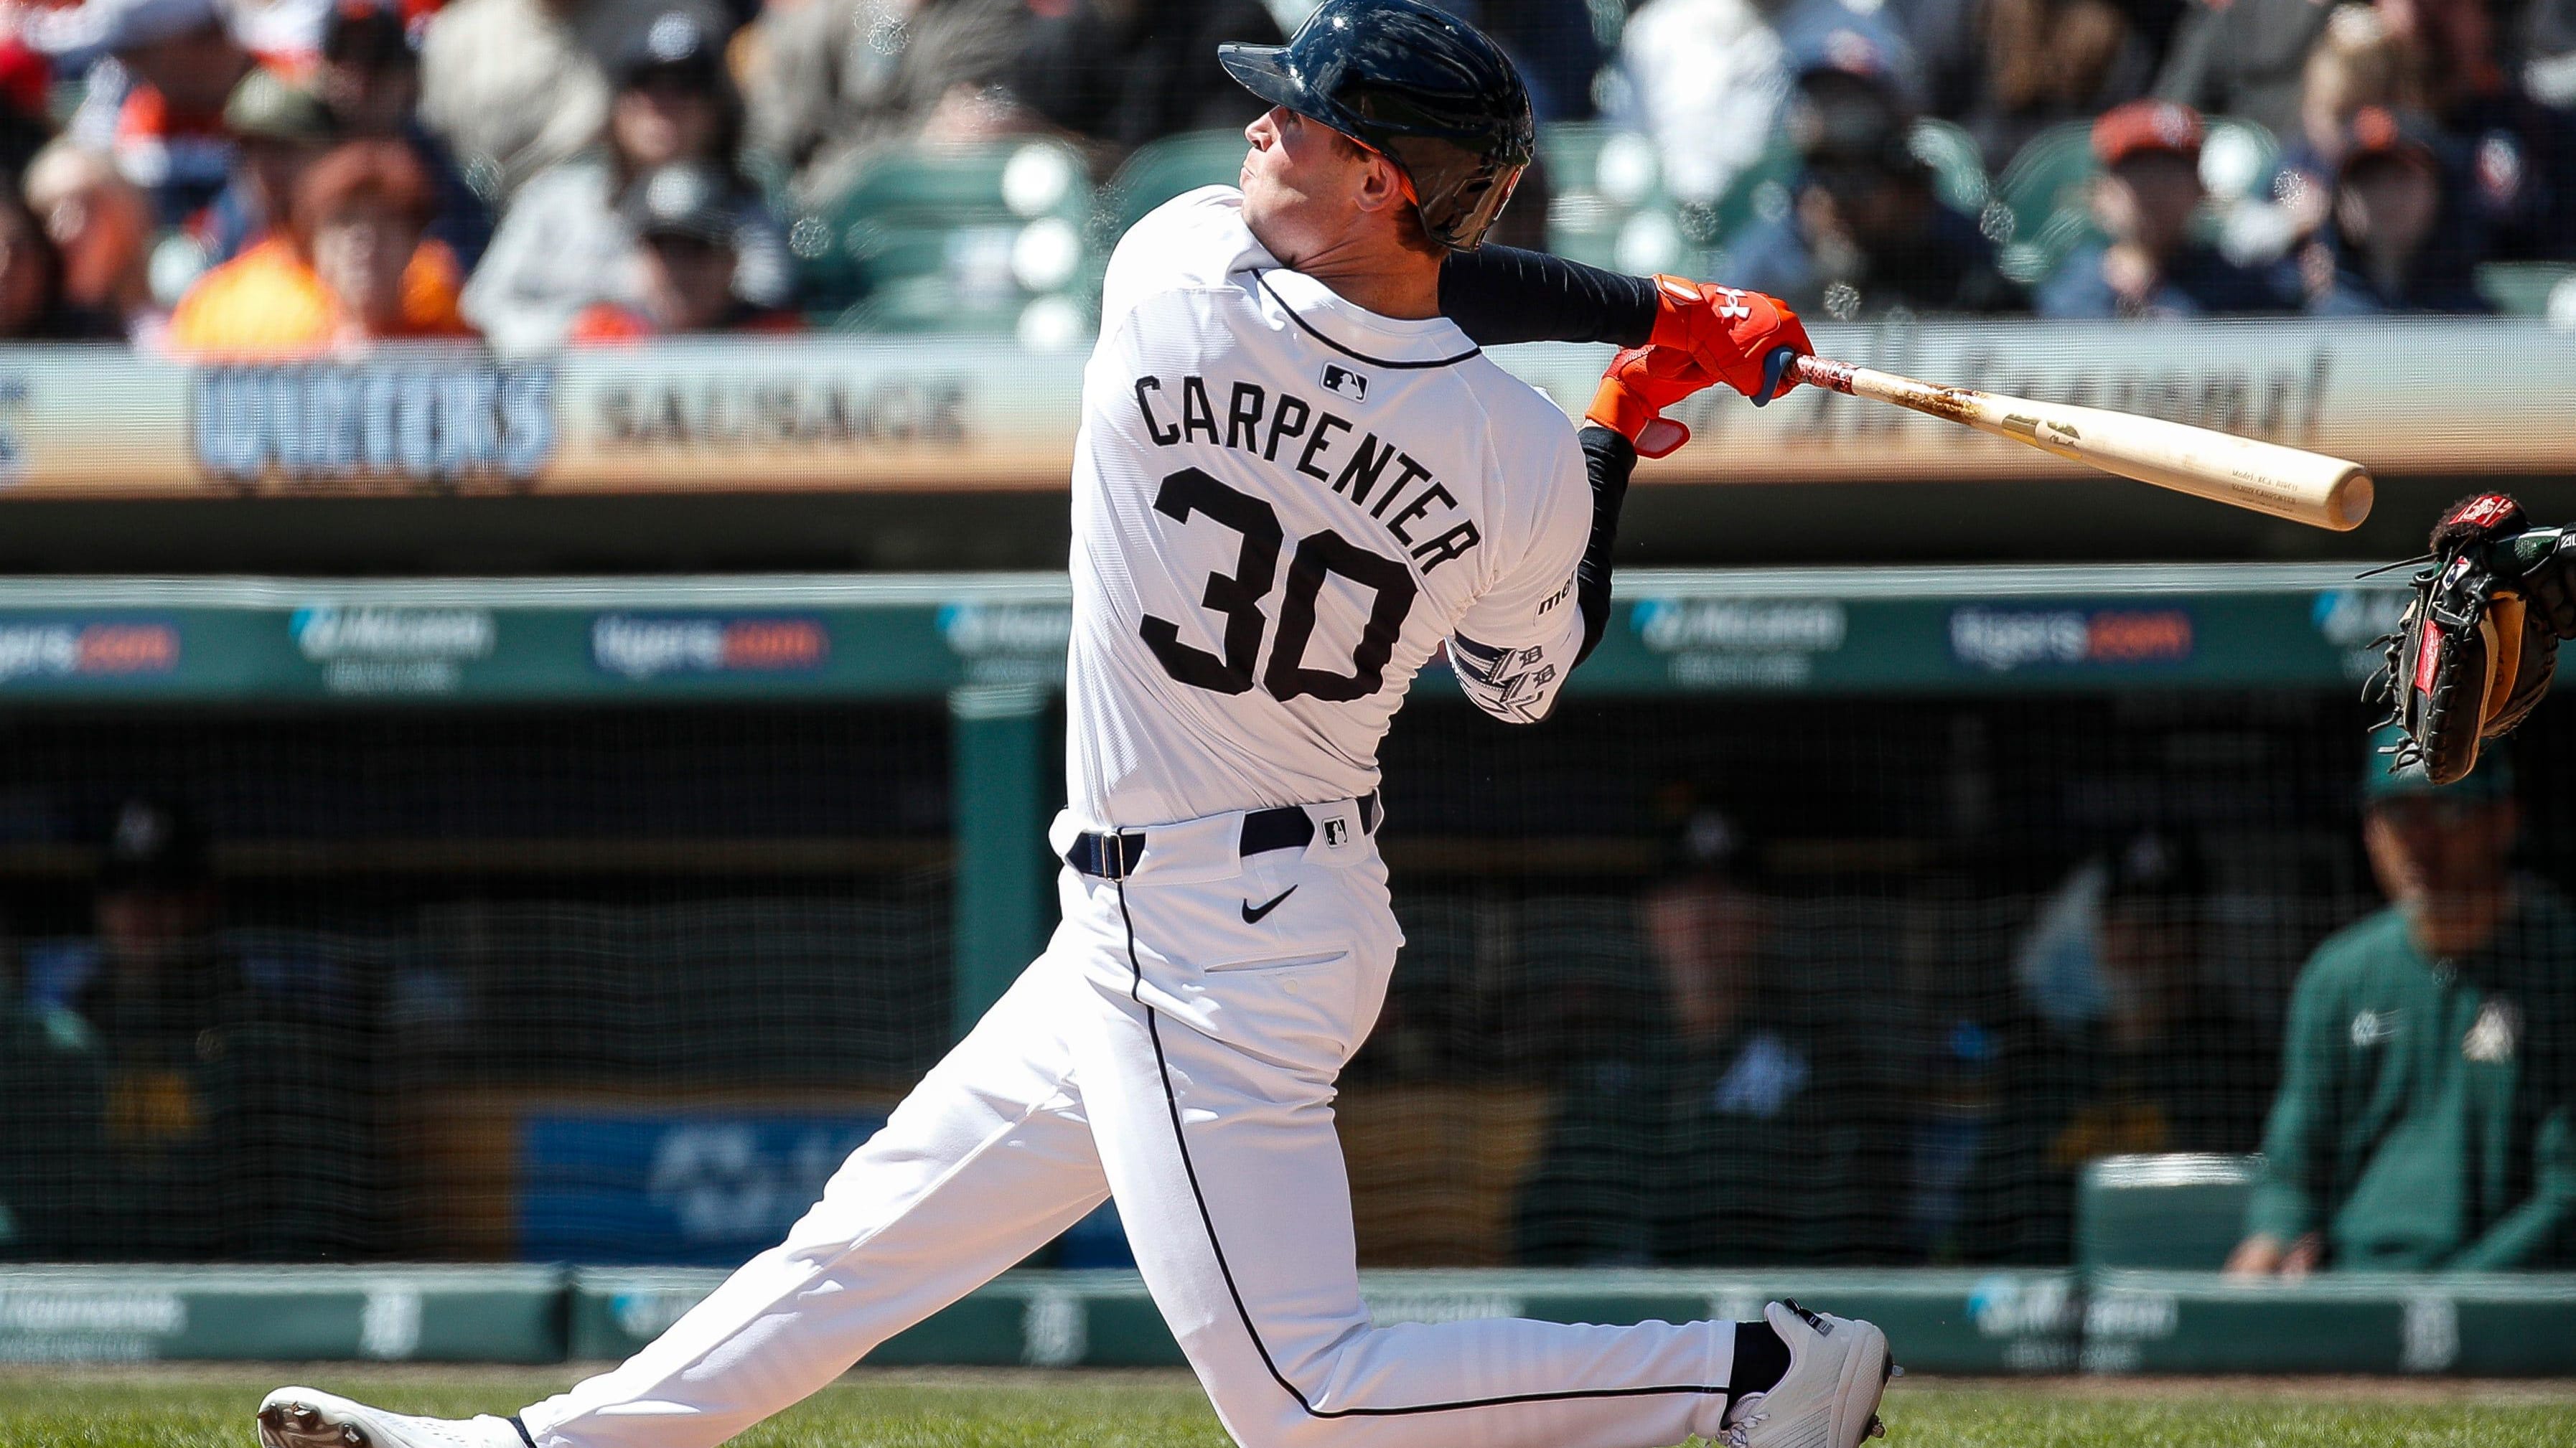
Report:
1255,273,1483,371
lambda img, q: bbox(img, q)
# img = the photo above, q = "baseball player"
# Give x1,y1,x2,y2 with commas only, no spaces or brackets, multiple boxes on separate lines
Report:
256,4,1893,1447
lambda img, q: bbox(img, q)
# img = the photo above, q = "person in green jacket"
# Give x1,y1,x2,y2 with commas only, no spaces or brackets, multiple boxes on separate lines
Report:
2229,731,2576,1274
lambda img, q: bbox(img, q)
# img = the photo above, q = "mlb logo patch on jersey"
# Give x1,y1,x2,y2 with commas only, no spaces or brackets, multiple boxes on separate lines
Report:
1319,365,1370,401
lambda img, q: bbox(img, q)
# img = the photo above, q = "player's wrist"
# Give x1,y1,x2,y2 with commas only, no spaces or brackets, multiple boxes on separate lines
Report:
1583,377,1659,442
1644,275,1707,355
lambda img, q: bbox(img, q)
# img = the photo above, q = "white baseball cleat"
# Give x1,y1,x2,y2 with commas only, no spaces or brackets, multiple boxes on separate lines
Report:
256,1387,528,1448
1719,1299,1895,1448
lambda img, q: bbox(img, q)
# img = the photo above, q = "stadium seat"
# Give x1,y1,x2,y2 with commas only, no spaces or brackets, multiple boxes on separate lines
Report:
2475,260,2576,317
1541,121,1701,274
1706,138,1800,258
1909,117,1991,216
1996,122,2097,245
1098,128,1253,239
1993,121,2099,282
2074,1153,2259,1270
796,141,1097,342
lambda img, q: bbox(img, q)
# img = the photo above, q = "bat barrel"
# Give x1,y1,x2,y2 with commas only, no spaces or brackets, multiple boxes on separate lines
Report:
1785,354,2374,532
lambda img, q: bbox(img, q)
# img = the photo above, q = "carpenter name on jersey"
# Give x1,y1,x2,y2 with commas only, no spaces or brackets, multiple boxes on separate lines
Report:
1128,371,1482,575
1066,187,1593,827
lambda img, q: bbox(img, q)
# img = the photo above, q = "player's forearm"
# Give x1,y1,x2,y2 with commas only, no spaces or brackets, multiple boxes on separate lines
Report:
1439,245,1657,349
2244,1107,2323,1241
1574,425,1636,666
2450,1195,2571,1270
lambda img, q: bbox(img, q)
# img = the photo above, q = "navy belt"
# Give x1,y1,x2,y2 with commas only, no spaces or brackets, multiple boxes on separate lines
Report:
1067,793,1380,880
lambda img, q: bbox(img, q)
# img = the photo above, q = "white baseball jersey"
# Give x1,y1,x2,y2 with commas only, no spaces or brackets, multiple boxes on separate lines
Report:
513,184,1753,1448
1065,187,1595,828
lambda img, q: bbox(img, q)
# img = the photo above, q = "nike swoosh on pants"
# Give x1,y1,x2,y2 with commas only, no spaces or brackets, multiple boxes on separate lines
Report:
1240,885,1298,923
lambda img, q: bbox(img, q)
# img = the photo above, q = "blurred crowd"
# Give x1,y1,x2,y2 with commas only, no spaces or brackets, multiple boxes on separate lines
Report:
1620,0,2576,319
0,0,2560,354
0,0,1297,352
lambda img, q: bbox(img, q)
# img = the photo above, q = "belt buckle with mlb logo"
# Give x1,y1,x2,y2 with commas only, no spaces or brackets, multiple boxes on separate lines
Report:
1324,817,1349,847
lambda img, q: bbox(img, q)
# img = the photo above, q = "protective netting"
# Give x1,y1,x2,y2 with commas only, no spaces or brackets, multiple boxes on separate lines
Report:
1,689,2567,1269
0,705,954,1264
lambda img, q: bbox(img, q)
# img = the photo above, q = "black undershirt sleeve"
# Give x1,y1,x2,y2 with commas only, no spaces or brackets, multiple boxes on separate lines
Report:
1574,424,1636,667
1440,245,1658,349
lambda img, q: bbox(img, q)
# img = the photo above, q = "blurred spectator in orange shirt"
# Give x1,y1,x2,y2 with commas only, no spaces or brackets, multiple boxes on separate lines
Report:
568,162,800,340
169,138,475,356
23,141,172,347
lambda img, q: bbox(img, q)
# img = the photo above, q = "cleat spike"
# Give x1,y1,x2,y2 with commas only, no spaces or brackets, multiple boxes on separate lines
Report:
342,1426,367,1447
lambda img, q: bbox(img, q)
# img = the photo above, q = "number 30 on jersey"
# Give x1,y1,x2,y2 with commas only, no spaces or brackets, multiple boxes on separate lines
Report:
1139,467,1418,704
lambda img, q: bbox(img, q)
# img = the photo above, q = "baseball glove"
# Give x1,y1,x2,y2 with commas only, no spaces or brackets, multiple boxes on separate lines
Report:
2370,492,2575,785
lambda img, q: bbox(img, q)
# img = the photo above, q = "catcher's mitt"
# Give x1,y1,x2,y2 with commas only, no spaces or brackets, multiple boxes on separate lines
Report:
2371,493,2574,785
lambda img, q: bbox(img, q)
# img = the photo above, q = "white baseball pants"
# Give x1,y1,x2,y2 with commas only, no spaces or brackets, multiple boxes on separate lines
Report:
518,798,1736,1448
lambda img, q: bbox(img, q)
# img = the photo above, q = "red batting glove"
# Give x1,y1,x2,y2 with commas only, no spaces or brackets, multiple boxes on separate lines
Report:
1647,276,1812,405
1586,345,1714,459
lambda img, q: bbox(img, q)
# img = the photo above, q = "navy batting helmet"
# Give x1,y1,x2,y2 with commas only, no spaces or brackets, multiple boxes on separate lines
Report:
1219,0,1535,251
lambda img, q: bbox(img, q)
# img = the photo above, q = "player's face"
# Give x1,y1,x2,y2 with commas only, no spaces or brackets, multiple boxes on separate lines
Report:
2364,796,2519,955
1239,105,1391,266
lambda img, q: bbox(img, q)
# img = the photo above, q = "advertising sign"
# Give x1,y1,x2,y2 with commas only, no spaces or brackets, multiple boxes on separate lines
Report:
0,321,2561,498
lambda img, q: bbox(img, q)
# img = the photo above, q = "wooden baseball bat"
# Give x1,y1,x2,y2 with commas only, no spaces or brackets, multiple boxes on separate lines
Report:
1789,354,2374,532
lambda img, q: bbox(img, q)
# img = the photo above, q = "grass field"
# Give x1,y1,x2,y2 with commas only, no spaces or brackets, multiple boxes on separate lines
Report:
6,1366,2572,1448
